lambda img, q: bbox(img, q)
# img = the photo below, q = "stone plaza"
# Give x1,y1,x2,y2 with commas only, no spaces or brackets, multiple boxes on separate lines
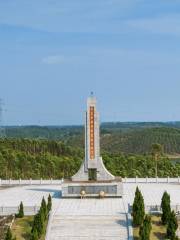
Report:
1,181,180,239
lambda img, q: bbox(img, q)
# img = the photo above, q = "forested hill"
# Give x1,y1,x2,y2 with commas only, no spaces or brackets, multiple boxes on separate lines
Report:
0,138,83,179
3,122,180,155
0,138,180,179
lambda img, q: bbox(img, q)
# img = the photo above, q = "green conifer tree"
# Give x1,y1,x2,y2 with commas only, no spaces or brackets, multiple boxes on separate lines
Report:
161,191,171,225
167,210,178,240
30,228,38,240
18,201,24,218
37,210,44,237
47,194,52,213
132,187,145,226
5,227,12,240
139,215,152,240
41,197,47,220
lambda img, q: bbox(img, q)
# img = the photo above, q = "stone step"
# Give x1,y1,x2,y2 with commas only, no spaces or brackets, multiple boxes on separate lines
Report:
48,199,128,240
49,214,128,240
50,237,126,240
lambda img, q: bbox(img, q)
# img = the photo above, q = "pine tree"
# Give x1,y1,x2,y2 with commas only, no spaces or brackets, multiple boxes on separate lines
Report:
167,210,178,240
37,211,44,237
161,191,171,225
132,187,145,226
41,197,47,220
30,228,38,240
47,194,52,213
139,215,152,240
5,227,12,240
18,201,24,218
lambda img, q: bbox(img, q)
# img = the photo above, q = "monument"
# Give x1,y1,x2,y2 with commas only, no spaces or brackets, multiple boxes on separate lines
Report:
62,94,123,197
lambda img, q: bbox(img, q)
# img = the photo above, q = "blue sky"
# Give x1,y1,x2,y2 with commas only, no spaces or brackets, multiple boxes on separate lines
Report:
1,0,180,125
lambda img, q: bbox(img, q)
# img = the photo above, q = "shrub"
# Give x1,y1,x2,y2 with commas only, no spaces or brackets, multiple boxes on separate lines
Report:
167,210,178,240
132,187,145,226
161,191,171,225
139,215,152,240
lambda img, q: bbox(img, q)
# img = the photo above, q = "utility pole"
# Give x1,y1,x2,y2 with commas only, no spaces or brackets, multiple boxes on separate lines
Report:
0,98,6,138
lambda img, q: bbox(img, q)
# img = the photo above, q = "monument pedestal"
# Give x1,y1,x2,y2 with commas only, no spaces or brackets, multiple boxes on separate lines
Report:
62,179,123,198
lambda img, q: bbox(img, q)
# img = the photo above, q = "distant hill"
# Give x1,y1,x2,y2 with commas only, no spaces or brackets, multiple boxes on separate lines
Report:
3,122,180,155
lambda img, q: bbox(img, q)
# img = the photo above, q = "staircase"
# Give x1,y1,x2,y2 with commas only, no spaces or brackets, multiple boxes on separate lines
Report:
48,199,128,240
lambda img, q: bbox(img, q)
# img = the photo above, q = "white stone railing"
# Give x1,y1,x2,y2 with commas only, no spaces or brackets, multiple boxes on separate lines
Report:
122,177,180,183
0,177,180,185
0,205,40,216
128,204,180,214
0,179,63,186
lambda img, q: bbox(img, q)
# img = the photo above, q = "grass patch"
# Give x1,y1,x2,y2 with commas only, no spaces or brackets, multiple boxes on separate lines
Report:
133,215,167,240
11,216,33,240
11,216,48,240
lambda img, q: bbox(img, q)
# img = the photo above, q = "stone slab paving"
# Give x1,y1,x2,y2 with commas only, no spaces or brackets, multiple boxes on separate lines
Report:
0,185,61,208
1,183,180,239
123,183,180,211
49,198,128,240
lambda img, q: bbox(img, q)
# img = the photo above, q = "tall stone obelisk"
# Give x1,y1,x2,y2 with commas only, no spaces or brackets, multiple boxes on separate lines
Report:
72,94,115,181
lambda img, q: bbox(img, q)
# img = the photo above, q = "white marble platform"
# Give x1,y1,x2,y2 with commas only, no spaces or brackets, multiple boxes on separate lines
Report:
1,183,180,239
0,185,61,208
123,183,180,211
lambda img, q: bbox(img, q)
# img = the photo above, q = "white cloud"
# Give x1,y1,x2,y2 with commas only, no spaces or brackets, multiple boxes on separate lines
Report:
42,55,66,64
127,15,180,35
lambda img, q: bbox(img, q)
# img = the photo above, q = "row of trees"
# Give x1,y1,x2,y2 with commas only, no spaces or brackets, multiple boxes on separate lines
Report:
31,195,52,240
5,202,24,240
132,187,178,240
5,195,52,240
161,192,178,240
132,187,151,240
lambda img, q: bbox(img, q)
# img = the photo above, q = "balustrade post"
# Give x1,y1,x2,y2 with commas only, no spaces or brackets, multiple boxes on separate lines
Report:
135,176,137,183
156,176,158,183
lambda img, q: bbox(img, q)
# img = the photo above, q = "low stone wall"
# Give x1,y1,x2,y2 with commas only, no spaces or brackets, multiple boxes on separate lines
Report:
62,181,123,198
0,206,40,216
123,177,180,183
0,179,62,186
128,204,180,214
0,178,180,186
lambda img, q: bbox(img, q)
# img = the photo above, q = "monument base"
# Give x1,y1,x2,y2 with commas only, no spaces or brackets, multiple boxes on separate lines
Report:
61,179,123,198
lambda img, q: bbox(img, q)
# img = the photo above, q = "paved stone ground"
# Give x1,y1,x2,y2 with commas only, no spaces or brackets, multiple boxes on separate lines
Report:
50,199,128,240
0,185,61,207
1,183,180,239
123,183,180,210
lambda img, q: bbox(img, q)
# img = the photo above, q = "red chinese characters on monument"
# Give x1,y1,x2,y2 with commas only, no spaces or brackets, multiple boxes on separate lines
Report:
89,106,95,160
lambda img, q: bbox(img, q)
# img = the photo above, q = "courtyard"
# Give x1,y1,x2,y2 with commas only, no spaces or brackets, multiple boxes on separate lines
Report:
0,182,180,239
